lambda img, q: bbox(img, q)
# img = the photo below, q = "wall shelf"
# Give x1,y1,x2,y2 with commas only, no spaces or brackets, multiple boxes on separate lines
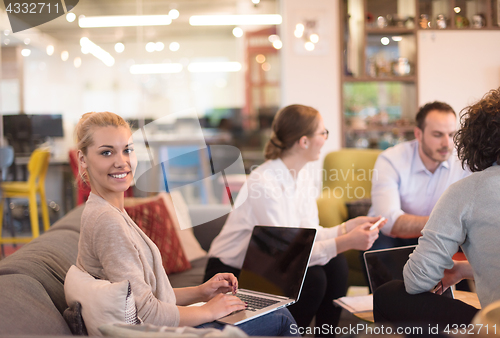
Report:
365,27,416,34
343,76,416,83
340,0,499,149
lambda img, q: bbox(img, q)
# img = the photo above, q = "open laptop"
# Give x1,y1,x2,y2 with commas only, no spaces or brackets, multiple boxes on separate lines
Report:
217,226,317,326
363,245,453,298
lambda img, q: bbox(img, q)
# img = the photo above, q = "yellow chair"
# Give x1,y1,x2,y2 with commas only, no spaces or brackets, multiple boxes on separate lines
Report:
317,148,381,286
317,148,382,227
0,149,51,244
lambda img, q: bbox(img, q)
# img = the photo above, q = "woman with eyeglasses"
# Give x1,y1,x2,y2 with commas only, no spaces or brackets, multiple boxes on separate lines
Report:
204,104,386,336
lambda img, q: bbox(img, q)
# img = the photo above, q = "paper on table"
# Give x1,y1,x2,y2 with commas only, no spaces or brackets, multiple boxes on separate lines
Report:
334,294,373,313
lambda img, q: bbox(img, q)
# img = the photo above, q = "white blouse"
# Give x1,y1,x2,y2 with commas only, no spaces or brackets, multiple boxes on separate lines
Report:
208,158,341,268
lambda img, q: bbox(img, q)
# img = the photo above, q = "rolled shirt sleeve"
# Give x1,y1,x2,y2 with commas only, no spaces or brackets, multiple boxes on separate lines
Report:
369,154,405,236
403,182,468,294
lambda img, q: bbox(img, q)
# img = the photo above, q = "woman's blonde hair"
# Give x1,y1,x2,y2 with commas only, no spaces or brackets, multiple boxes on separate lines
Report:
74,112,131,182
264,104,320,160
75,112,131,155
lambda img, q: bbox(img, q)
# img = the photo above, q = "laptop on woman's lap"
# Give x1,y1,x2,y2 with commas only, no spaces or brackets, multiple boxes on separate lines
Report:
217,225,316,325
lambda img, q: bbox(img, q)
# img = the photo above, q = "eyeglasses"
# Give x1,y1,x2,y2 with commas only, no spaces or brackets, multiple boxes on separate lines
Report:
316,129,329,140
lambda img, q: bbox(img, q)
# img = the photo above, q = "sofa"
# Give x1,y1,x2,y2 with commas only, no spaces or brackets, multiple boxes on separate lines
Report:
316,149,381,286
0,201,230,335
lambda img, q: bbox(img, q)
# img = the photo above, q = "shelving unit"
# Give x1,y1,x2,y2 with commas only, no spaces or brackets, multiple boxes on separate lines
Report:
339,0,500,149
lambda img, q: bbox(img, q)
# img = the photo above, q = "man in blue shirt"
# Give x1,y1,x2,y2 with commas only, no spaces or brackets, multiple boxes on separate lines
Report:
368,101,471,249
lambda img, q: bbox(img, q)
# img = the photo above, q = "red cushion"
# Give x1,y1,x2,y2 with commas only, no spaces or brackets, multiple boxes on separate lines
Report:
125,199,191,274
452,252,467,261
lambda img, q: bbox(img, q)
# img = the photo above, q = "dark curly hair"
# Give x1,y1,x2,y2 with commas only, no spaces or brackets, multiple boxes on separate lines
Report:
454,87,500,172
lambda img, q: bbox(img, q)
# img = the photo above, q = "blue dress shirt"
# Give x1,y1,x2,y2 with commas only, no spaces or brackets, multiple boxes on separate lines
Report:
368,139,471,236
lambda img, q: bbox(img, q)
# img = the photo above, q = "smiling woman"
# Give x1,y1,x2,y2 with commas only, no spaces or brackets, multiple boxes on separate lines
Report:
69,111,298,336
76,112,135,211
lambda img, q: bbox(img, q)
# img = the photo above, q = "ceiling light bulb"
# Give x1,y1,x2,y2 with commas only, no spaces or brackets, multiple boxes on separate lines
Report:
255,54,266,63
296,23,304,32
74,57,82,68
146,42,156,52
46,45,54,55
454,7,461,13
66,12,76,22
169,42,180,52
61,50,69,61
261,63,271,71
304,41,315,51
310,34,319,43
169,9,180,19
3,30,10,36
115,42,125,53
294,29,303,38
233,27,244,38
392,36,403,42
381,37,390,45
21,49,31,57
272,40,282,49
155,42,165,51
252,0,260,3
24,38,30,45
268,34,279,42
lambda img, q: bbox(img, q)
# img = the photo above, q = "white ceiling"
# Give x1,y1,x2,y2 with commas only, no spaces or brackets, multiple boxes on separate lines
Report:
1,0,279,47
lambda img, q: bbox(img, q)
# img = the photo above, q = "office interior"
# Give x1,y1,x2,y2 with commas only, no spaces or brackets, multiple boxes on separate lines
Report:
0,0,499,249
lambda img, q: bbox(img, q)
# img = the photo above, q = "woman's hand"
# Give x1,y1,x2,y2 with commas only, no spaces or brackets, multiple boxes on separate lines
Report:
177,292,246,326
345,222,380,251
198,273,238,302
201,293,247,321
345,216,386,233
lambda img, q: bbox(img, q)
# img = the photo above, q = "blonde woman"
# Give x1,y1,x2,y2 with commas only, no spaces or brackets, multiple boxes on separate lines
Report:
73,112,298,336
205,104,386,336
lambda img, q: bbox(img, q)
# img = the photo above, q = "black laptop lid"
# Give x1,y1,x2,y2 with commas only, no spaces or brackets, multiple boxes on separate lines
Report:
364,245,417,292
239,226,316,300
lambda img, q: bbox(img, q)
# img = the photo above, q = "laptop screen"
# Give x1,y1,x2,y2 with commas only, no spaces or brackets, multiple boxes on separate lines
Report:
239,226,316,299
364,245,417,292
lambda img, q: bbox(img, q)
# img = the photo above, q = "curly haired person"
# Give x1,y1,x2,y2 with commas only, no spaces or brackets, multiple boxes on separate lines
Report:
374,87,500,326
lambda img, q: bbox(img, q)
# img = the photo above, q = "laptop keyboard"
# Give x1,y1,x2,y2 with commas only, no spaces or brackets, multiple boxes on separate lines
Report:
236,293,280,311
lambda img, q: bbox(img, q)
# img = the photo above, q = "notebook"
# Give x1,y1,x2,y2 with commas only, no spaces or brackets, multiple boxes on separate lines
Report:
363,245,453,298
217,226,317,325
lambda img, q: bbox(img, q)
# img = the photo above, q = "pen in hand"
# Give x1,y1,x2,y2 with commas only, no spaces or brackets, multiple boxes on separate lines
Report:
369,217,386,231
